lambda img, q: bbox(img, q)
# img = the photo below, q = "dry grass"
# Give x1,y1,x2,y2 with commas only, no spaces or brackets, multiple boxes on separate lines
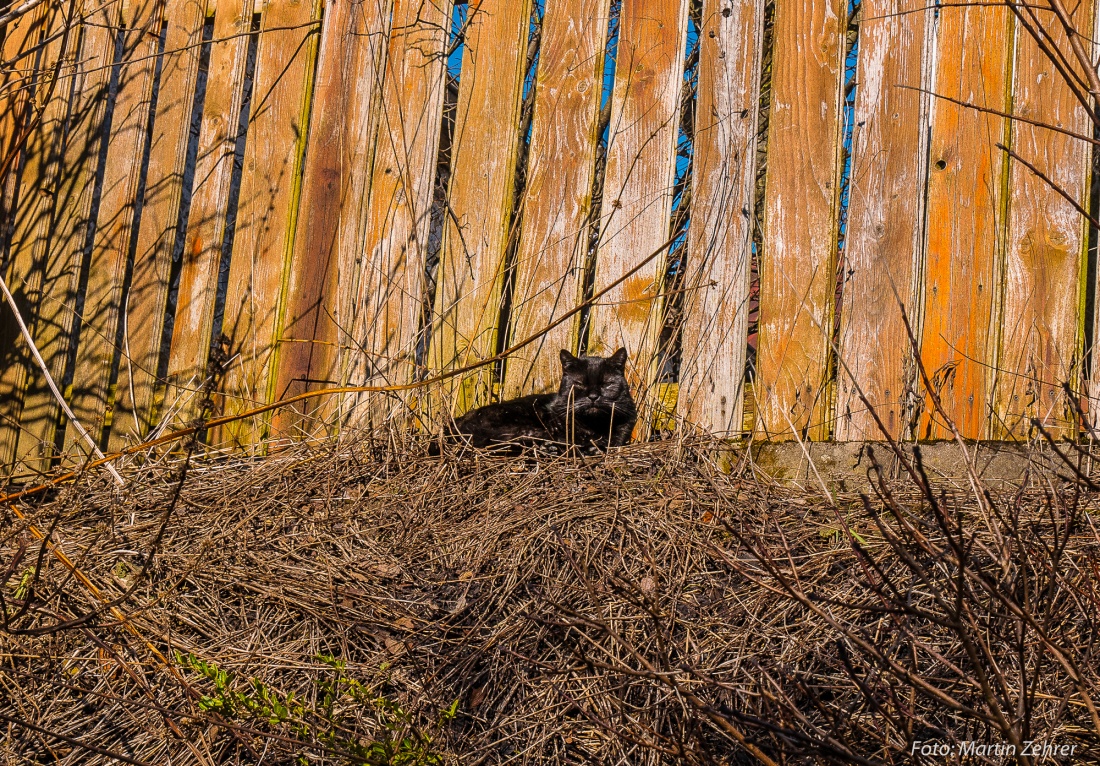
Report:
2,436,1099,764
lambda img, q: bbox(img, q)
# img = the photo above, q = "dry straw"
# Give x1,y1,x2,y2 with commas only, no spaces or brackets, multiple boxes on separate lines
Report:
2,431,1099,764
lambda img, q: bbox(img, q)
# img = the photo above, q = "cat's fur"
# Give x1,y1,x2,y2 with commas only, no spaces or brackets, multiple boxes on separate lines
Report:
440,348,636,453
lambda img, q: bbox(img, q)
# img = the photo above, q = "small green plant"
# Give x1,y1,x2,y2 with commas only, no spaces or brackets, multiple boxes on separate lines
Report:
175,651,310,735
314,653,458,765
174,651,457,764
13,567,32,600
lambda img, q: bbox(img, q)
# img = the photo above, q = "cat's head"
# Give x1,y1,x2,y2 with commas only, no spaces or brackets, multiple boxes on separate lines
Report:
553,348,633,419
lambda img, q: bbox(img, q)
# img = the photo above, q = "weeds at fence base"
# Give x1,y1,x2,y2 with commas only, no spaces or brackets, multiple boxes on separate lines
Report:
2,437,1099,763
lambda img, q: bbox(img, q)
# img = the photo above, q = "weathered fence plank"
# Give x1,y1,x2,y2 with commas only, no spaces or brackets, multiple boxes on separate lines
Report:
500,0,611,399
108,0,209,451
919,4,1012,439
342,0,452,424
270,0,392,437
1093,2,1100,429
0,9,42,211
585,0,689,421
833,0,930,441
755,0,847,441
212,0,320,448
429,0,532,417
165,0,253,427
0,7,49,470
67,0,163,454
993,8,1093,440
2,2,117,473
677,0,764,436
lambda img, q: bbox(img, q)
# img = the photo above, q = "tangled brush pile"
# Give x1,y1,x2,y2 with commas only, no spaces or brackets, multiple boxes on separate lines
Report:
2,437,1099,764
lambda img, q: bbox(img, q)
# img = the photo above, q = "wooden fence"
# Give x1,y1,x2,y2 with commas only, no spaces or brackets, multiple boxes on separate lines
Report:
0,0,1098,475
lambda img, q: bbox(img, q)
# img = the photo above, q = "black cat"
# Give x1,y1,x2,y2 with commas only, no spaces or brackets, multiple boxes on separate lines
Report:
439,348,637,453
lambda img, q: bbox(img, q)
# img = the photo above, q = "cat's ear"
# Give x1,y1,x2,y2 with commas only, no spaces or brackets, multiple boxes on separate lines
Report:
608,347,628,371
560,349,581,370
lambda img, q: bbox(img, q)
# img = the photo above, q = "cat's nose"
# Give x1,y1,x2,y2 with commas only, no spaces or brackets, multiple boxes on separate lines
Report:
587,393,599,401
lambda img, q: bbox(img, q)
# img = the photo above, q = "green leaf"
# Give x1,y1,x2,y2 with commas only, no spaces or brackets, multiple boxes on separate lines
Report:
441,698,459,722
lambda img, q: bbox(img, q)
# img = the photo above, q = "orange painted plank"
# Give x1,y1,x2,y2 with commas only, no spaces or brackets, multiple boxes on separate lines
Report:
754,0,846,441
0,7,50,253
0,7,49,469
339,0,452,425
428,0,532,417
108,0,210,451
499,0,611,399
0,8,42,199
677,0,764,436
213,0,321,448
164,0,253,426
919,4,1012,439
994,7,1094,439
0,12,39,270
833,0,931,441
2,2,118,473
585,0,689,422
67,0,164,454
270,0,392,437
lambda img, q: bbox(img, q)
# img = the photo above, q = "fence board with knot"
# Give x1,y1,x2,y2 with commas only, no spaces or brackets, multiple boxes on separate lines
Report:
1,0,1098,476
